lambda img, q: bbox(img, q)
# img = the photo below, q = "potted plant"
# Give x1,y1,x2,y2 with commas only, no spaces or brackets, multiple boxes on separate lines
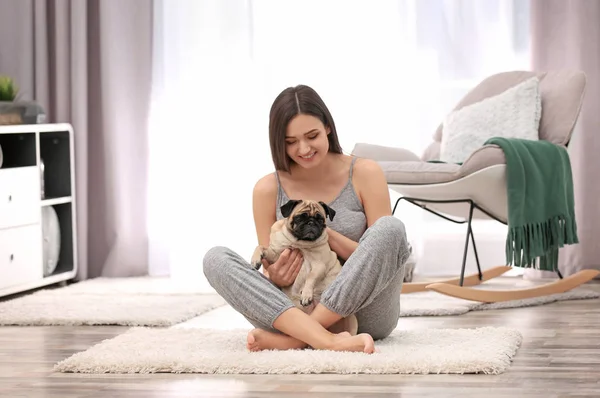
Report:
0,75,22,125
0,75,18,101
0,75,46,125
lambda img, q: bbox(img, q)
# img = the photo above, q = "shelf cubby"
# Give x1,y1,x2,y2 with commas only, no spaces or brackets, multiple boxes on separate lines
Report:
0,132,37,168
47,202,75,276
39,130,72,199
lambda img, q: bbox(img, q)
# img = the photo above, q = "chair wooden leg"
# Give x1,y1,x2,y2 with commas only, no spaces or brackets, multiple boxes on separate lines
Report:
401,265,511,293
425,269,600,302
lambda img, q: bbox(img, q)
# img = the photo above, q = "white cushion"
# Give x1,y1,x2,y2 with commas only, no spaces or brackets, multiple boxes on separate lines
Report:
440,76,542,164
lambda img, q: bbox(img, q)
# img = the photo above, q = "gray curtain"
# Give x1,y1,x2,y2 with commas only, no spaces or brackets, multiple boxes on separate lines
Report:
527,0,600,278
0,0,153,279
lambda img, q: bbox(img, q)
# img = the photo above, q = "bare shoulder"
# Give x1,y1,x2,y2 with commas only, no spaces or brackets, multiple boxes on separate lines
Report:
351,157,392,225
352,157,386,182
252,173,278,219
253,172,278,198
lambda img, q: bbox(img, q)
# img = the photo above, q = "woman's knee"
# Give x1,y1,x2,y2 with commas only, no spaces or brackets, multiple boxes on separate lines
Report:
202,246,231,281
373,216,408,244
372,216,411,262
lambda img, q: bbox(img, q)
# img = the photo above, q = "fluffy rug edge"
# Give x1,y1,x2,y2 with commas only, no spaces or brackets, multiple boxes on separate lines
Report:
53,326,523,376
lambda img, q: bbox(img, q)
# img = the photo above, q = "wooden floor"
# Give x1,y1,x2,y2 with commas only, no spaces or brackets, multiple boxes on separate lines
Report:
1,277,600,398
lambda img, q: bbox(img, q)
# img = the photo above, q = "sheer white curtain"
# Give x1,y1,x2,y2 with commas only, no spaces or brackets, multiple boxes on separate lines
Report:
148,0,530,288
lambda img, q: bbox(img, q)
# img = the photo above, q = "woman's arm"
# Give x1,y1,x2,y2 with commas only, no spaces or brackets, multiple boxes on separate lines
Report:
252,174,278,277
327,227,358,261
252,175,277,247
327,158,393,260
252,173,303,286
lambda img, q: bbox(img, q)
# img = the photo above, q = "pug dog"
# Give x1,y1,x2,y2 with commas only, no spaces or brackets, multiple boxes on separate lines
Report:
251,199,358,335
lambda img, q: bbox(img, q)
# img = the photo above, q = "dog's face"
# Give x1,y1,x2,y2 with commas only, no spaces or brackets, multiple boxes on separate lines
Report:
280,199,336,242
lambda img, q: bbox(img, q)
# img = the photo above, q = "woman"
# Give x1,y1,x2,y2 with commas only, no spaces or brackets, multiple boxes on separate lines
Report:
203,85,411,354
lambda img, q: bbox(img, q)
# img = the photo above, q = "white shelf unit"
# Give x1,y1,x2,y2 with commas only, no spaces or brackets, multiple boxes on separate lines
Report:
0,123,78,298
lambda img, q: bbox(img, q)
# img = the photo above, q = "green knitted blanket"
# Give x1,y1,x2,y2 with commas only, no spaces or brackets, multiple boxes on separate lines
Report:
484,137,579,271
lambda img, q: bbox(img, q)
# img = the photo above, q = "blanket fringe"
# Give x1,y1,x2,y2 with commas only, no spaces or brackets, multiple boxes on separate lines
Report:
506,215,579,271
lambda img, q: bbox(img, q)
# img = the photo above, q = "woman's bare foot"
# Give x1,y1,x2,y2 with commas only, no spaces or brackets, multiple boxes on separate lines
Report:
325,332,375,354
246,328,373,354
247,328,310,352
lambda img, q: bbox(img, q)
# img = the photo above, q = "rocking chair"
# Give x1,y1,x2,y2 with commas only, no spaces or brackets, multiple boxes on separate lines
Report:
352,70,600,303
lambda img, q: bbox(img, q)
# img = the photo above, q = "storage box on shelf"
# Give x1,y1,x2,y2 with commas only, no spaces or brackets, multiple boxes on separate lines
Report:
0,123,77,298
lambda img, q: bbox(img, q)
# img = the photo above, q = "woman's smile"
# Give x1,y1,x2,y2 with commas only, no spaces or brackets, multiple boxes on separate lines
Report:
299,151,317,161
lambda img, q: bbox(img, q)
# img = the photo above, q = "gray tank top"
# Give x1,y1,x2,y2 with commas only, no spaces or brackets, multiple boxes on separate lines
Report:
275,156,368,243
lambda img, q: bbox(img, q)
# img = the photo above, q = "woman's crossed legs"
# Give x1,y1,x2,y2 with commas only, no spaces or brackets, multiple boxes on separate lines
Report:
202,216,410,353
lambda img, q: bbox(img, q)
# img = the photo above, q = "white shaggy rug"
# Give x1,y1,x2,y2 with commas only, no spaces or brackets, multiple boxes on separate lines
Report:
54,326,522,375
399,288,600,317
1,276,595,327
39,276,211,296
0,277,227,326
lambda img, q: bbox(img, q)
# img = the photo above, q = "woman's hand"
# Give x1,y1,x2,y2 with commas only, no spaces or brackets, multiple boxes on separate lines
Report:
262,248,303,288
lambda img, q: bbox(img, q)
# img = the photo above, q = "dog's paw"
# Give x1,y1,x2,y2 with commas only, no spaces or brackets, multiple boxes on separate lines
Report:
250,256,263,270
300,296,313,307
300,290,314,307
250,246,266,270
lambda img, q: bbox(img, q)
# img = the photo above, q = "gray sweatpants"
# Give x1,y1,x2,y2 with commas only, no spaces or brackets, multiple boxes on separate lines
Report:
202,215,410,340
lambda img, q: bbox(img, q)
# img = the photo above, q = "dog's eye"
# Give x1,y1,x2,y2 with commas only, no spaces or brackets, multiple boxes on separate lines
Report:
293,214,308,224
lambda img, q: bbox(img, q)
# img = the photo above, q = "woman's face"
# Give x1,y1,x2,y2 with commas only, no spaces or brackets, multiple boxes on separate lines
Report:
285,114,330,169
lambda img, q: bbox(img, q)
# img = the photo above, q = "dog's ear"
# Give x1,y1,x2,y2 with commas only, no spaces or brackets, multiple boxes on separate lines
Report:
318,201,336,221
280,199,302,218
